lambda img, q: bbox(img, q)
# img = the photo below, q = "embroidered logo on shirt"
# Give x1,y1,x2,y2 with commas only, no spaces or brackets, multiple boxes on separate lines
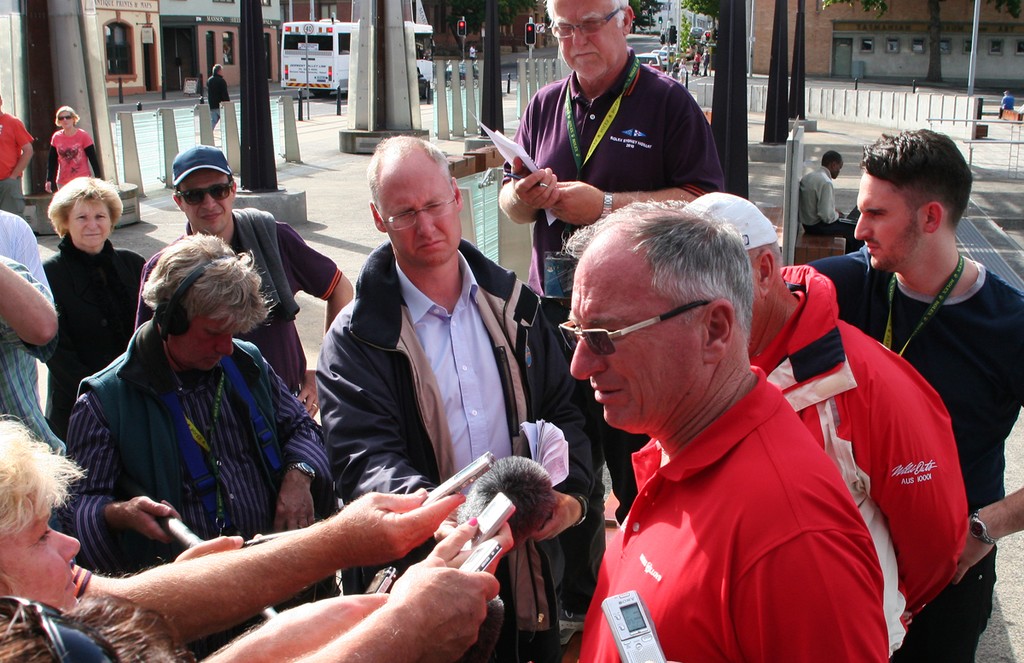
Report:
638,553,663,582
891,459,937,485
611,129,653,150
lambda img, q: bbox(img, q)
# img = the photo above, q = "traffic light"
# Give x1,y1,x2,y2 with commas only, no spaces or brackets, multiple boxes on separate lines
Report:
669,25,677,45
704,30,712,42
457,17,467,37
525,21,536,46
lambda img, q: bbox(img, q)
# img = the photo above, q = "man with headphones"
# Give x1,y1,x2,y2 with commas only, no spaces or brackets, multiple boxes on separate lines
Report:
136,145,354,418
62,234,333,577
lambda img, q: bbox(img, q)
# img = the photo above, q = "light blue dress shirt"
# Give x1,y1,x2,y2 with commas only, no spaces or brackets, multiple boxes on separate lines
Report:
396,254,512,469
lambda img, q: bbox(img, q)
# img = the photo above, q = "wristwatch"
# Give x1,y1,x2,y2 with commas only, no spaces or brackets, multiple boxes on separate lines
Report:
571,494,588,527
286,462,316,481
600,192,614,219
969,510,997,545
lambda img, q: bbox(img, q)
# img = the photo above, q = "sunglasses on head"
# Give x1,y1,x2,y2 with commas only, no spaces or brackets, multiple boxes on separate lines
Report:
175,180,233,205
559,300,711,355
0,596,117,663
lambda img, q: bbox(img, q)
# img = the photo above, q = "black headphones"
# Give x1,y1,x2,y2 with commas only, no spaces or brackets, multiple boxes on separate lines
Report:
154,261,214,340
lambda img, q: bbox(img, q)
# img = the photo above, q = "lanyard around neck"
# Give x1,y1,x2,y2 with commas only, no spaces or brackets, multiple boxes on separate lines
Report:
185,371,229,528
564,58,641,177
883,255,964,356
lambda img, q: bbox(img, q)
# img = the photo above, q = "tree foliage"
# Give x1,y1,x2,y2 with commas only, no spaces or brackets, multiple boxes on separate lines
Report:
630,0,666,30
446,0,541,37
825,0,1021,82
681,0,720,19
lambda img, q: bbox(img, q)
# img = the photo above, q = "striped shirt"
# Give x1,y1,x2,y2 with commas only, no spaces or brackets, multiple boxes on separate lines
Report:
65,361,331,573
0,257,63,453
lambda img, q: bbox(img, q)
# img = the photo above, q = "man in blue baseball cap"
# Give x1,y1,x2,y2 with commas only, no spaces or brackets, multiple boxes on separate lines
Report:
135,145,353,417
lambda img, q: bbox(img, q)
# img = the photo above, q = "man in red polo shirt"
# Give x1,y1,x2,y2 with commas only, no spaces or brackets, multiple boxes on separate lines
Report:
0,94,34,216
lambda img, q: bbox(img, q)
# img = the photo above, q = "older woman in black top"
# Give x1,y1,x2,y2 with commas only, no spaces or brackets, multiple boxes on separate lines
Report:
43,178,144,440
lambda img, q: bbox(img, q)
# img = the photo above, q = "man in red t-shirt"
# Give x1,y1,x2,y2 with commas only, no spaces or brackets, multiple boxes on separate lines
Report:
0,94,34,216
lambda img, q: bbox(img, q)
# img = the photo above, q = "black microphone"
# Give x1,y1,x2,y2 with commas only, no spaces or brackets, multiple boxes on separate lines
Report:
455,597,505,663
460,456,557,542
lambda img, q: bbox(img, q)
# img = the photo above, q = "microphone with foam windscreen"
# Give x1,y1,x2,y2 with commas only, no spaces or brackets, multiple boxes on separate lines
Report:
455,597,505,663
459,456,558,542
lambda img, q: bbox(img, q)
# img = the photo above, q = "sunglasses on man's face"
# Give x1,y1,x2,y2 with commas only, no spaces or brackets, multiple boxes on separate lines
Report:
0,596,118,663
175,181,234,206
559,300,711,355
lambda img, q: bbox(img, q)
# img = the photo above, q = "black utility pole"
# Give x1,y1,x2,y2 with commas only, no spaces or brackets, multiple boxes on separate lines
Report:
240,0,277,191
789,0,807,120
710,0,749,198
762,0,789,144
480,0,503,133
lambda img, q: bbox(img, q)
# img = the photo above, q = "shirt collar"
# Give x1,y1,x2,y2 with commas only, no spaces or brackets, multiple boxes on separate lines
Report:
396,251,479,321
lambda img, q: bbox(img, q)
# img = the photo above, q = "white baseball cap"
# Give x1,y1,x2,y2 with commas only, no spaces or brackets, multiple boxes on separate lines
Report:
686,192,778,250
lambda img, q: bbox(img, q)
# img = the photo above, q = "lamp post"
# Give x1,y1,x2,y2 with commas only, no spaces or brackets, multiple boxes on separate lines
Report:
240,0,277,191
711,0,749,198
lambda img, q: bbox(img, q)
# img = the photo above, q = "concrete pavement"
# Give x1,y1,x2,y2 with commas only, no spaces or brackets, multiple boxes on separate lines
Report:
42,72,1024,660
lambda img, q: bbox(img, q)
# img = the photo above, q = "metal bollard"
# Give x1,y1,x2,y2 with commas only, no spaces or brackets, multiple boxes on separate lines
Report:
854,78,859,90
336,86,342,115
118,78,124,104
912,79,917,94
136,102,142,111
297,90,304,121
507,73,512,95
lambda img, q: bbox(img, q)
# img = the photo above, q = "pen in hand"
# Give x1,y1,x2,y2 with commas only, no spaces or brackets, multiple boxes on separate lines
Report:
509,172,548,188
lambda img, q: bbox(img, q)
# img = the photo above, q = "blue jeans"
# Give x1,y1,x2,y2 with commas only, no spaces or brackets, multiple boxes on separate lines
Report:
211,109,222,130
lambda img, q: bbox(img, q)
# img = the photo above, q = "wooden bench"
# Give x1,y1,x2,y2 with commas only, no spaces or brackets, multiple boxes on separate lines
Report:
999,109,1023,122
794,232,846,263
759,205,846,263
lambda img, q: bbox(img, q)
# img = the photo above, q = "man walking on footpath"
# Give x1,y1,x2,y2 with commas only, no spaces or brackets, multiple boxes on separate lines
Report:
207,65,230,131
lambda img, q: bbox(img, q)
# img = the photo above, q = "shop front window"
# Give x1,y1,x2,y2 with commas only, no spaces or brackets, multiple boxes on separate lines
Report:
106,22,132,74
223,32,234,65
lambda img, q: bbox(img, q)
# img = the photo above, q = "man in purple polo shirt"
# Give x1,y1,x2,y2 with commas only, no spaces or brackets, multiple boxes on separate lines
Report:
498,0,723,642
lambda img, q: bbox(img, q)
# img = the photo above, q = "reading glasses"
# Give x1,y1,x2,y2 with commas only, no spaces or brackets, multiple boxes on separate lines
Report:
559,299,710,355
385,196,456,230
550,8,622,40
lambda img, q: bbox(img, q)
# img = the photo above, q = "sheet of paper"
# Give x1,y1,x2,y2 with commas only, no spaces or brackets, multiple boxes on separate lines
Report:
520,419,569,486
477,120,558,225
479,121,540,173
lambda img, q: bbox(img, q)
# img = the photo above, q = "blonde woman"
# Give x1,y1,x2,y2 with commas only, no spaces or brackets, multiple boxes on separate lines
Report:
44,106,101,193
42,178,143,439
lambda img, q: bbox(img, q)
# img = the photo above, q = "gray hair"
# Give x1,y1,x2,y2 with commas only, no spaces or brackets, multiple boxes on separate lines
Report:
142,234,268,334
565,201,754,333
366,136,450,209
546,0,628,24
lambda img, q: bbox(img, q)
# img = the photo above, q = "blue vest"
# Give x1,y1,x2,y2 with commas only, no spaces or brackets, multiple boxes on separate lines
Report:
83,330,282,571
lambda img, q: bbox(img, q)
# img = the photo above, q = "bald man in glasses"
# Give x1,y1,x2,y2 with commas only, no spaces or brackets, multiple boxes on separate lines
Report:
317,137,592,663
135,145,353,417
564,201,889,662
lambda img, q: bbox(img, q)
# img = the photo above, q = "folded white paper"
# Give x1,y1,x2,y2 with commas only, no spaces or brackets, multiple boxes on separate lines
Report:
520,419,570,485
478,120,558,226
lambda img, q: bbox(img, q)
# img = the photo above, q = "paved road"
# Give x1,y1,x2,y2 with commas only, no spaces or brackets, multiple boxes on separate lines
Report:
63,55,1024,660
